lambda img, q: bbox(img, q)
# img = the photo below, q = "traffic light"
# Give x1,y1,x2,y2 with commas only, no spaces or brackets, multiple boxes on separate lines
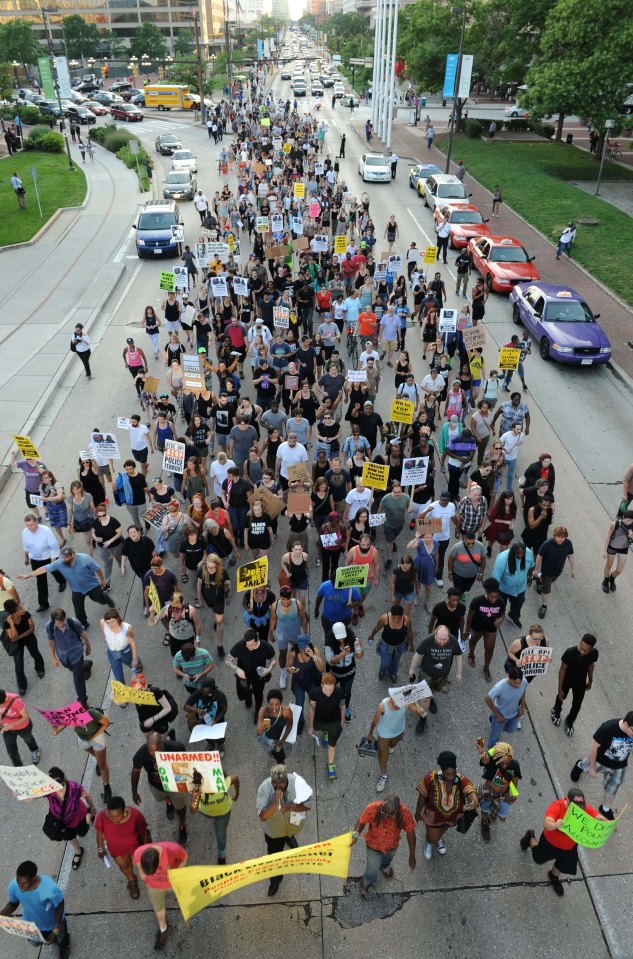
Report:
101,64,108,78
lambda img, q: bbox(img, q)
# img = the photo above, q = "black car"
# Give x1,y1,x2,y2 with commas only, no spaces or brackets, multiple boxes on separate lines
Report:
155,133,182,155
162,170,197,200
76,80,100,93
40,101,63,118
66,105,96,125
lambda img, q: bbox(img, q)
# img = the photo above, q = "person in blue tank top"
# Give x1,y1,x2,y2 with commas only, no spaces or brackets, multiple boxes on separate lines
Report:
366,691,429,794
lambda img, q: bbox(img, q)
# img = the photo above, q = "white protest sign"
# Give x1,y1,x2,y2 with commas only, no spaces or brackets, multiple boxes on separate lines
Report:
210,276,228,298
208,242,231,260
189,722,228,744
171,224,185,243
195,242,211,268
90,431,120,460
368,512,386,528
0,764,62,801
117,417,131,431
273,306,290,328
388,679,433,707
388,254,403,274
374,262,388,281
156,749,225,794
173,265,188,290
79,450,93,462
292,216,304,235
401,456,429,486
312,234,329,252
143,503,169,530
320,533,339,547
518,646,553,678
439,309,458,334
271,213,284,232
233,276,249,297
347,369,367,383
315,162,324,175
162,439,186,474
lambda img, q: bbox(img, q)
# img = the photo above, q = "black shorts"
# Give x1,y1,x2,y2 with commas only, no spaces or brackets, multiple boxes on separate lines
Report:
180,319,193,331
25,491,40,508
607,546,629,556
132,447,149,464
314,719,342,746
539,572,560,594
531,834,579,875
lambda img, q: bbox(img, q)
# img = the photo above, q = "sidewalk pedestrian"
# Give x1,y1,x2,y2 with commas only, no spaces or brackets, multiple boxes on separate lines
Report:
352,795,417,896
555,222,576,259
570,710,633,819
491,183,502,216
71,322,92,378
78,141,86,163
427,125,435,149
0,860,70,958
0,689,40,766
551,633,598,736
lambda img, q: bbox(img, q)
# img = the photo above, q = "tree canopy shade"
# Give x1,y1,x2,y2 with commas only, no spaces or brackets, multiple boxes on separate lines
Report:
467,0,555,93
98,29,126,61
174,28,195,58
328,12,371,42
0,60,14,99
129,23,167,60
397,1,462,93
62,15,100,60
524,0,633,139
0,19,41,65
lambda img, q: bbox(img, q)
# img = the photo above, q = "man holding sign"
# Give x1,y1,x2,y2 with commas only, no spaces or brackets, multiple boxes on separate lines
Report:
1,860,69,955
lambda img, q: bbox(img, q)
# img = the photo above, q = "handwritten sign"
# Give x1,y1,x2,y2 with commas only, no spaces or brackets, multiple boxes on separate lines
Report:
424,245,438,264
335,564,369,588
157,750,226,795
0,916,44,942
293,236,309,251
388,679,433,707
0,764,62,801
559,802,619,848
517,645,553,677
273,306,290,328
293,182,305,198
287,491,311,513
362,461,390,490
111,680,158,706
36,700,93,728
389,398,415,424
334,235,348,255
236,556,269,592
461,325,487,350
347,369,367,382
401,456,429,486
163,439,185,474
498,347,521,370
247,486,285,519
417,517,443,534
368,512,386,527
160,271,176,292
320,533,339,547
142,375,161,395
13,434,40,459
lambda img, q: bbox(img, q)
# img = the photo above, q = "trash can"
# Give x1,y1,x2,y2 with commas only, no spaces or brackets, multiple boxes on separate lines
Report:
409,109,417,127
420,97,426,107
566,133,573,144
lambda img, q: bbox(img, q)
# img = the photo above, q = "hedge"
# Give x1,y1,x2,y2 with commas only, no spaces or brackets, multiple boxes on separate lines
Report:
24,126,64,153
89,122,149,191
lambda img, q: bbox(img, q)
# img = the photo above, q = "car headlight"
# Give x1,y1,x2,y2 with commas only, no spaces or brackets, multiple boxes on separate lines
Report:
552,344,572,353
599,347,611,354
137,239,146,245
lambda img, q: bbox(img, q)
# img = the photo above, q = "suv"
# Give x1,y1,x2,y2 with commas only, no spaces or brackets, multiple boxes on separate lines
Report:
423,173,471,211
134,199,183,257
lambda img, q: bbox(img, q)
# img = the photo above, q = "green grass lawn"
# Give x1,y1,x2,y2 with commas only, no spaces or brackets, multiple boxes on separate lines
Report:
436,137,633,307
0,151,87,247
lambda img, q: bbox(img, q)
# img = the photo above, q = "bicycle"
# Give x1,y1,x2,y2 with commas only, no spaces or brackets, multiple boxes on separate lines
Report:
605,141,622,161
346,328,359,367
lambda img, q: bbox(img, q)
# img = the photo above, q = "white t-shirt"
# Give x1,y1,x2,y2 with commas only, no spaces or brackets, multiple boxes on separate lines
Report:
21,524,60,561
397,382,419,403
422,374,445,395
129,424,150,452
345,487,373,520
500,430,524,462
194,194,208,211
427,501,456,542
359,350,380,369
276,441,308,479
209,458,236,496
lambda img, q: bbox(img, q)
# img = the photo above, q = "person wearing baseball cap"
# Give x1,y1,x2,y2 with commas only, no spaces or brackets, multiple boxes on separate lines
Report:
18,546,110,629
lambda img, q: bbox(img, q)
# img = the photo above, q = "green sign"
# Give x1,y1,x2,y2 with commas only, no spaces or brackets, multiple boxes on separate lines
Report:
335,565,369,589
38,56,55,100
559,802,618,848
159,271,175,292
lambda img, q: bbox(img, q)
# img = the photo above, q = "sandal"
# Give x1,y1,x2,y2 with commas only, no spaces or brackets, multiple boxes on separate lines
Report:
182,573,189,583
72,848,84,870
163,634,171,647
194,598,201,608
468,655,476,668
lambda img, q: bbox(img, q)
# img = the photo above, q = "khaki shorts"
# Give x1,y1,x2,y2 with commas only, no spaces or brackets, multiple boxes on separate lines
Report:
146,884,172,913
149,784,188,811
377,732,403,767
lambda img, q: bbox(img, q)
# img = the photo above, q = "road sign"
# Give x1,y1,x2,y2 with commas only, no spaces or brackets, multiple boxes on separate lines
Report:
349,58,366,65
129,140,139,156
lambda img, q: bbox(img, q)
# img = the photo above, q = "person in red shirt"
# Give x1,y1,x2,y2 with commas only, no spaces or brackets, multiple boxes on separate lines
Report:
357,308,377,341
133,841,188,950
0,689,40,766
95,796,150,900
224,317,248,378
350,251,366,273
316,285,332,317
352,795,416,896
340,253,355,291
520,788,601,896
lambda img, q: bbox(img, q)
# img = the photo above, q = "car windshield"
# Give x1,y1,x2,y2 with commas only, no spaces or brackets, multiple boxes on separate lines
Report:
437,186,466,198
545,300,594,323
165,173,190,184
366,157,387,167
449,211,483,224
173,151,193,160
162,137,179,145
490,247,528,263
138,213,178,228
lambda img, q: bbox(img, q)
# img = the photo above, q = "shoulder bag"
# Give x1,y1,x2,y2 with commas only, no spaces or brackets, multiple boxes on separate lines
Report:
42,786,70,842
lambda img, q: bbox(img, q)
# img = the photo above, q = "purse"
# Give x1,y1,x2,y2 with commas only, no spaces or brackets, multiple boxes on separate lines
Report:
1,629,19,658
456,807,478,834
42,786,70,842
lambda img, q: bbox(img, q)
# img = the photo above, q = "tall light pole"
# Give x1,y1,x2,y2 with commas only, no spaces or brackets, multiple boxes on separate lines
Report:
385,0,399,149
42,7,75,171
371,0,384,131
595,118,615,196
378,0,393,140
444,4,467,174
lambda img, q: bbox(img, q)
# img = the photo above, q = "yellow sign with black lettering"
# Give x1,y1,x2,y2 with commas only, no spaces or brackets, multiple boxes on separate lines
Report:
361,461,390,490
236,556,269,592
390,398,415,424
498,347,521,370
334,235,348,254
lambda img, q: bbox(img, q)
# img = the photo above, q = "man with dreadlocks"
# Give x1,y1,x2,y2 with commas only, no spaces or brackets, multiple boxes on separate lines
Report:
352,794,417,897
475,740,522,842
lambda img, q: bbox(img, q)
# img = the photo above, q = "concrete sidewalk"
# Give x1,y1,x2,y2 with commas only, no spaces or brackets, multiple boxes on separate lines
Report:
0,141,147,474
353,117,633,377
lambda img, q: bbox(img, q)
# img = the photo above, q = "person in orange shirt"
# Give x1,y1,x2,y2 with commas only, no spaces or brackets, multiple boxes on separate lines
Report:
357,308,377,342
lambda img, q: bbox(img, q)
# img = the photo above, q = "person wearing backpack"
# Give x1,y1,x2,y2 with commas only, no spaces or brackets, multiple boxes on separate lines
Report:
2,599,45,696
45,609,92,707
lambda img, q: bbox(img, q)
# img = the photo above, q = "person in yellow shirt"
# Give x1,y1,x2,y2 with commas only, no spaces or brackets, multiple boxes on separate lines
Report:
469,349,485,402
190,770,240,866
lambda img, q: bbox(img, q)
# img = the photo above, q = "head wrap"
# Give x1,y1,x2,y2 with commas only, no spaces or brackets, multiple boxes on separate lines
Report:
489,742,513,764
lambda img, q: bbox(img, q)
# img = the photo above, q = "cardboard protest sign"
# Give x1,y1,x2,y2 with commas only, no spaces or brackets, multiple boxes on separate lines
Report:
143,503,169,530
142,375,161,395
347,369,367,382
111,680,158,706
90,431,120,460
168,831,351,918
159,271,175,292
273,306,290,328
389,398,415,425
163,440,185,474
236,557,269,592
36,701,93,728
293,182,305,198
517,646,553,677
499,347,521,370
401,456,429,486
424,245,438,264
247,486,285,519
287,461,309,483
362,461,390,490
335,565,369,588
461,325,487,350
368,512,386,527
265,243,290,259
0,916,44,942
287,491,311,513
182,354,205,392
0,764,62,801
233,276,250,297
292,236,309,251
157,749,226,795
13,435,40,459
388,679,433,707
559,802,620,848
438,309,458,334
417,517,443,534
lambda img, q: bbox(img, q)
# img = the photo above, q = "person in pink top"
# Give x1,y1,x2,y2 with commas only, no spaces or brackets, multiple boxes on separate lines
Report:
133,841,188,950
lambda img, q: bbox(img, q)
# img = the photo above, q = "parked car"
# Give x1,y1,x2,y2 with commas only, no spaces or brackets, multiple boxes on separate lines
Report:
155,133,182,155
91,91,122,105
76,80,100,93
358,153,391,183
109,81,132,93
121,88,144,102
510,283,611,364
504,104,529,118
111,102,144,121
468,236,540,293
67,91,88,105
171,149,197,172
423,173,471,210
40,101,64,118
162,170,197,200
433,203,491,248
85,100,109,116
408,163,443,195
66,105,97,125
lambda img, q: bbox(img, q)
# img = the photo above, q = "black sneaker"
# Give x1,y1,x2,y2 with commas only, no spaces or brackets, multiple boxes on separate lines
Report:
570,760,583,782
564,721,574,737
508,615,522,629
218,856,226,865
378,670,386,680
217,646,225,658
550,708,561,727
103,783,112,803
601,577,610,593
429,699,437,715
538,605,547,619
598,805,615,821
165,802,176,822
548,870,564,896
178,826,188,847
415,716,426,735
519,828,535,851
609,576,616,592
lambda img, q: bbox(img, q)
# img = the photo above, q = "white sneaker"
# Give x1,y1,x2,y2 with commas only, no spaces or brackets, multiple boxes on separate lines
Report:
376,774,388,793
435,578,444,588
517,720,522,729
278,668,287,690
436,838,446,855
424,841,433,861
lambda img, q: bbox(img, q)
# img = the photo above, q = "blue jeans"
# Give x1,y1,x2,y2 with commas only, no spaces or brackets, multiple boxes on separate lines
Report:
364,845,397,885
229,505,249,544
487,713,520,748
106,644,134,684
378,640,408,677
208,810,231,859
505,459,518,490
29,917,69,951
480,796,510,819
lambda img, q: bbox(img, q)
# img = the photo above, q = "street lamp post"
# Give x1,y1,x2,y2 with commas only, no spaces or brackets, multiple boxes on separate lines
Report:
595,118,615,196
141,53,150,78
42,7,75,171
444,4,467,174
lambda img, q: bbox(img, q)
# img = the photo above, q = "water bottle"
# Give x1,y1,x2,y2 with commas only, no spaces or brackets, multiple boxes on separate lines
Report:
256,666,266,676
195,636,201,648
354,638,362,656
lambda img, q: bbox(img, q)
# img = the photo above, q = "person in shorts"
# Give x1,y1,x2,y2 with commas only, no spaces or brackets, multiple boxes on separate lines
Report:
466,577,506,681
133,841,188,950
73,707,112,803
131,731,189,848
570,711,633,819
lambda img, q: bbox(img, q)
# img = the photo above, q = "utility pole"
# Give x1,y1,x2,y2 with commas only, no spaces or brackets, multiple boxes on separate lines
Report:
224,0,233,85
191,7,206,126
42,7,75,171
444,5,467,174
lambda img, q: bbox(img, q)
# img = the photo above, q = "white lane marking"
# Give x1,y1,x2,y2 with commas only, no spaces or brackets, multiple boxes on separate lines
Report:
407,207,457,282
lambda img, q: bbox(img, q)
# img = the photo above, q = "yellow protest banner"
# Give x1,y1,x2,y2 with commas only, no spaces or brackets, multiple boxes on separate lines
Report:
424,245,438,264
293,182,305,198
168,832,352,919
361,461,390,490
111,680,158,706
148,579,162,616
334,235,348,255
559,802,622,848
498,347,521,370
389,398,415,424
13,435,40,459
236,556,269,592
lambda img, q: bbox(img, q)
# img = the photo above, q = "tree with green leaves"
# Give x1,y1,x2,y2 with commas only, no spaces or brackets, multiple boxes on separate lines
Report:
98,29,126,61
0,61,14,100
62,15,100,60
174,28,195,58
0,19,41,66
327,12,370,45
524,0,633,141
129,23,167,60
397,1,461,93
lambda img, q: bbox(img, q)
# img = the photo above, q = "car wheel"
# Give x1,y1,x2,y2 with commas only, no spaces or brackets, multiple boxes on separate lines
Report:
512,303,522,325
540,337,551,361
423,195,428,207
158,105,165,112
511,111,518,117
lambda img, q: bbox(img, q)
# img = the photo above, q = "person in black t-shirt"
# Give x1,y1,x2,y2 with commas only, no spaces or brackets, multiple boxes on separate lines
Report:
221,467,251,547
534,527,575,619
476,740,522,842
227,629,277,719
309,672,346,780
252,360,279,411
551,634,598,735
465,577,506,682
571,710,633,819
409,626,462,735
428,588,466,638
209,395,234,452
179,529,205,582
131,731,189,845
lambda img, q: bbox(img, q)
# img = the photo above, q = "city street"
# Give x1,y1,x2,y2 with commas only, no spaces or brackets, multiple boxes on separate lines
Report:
0,67,632,959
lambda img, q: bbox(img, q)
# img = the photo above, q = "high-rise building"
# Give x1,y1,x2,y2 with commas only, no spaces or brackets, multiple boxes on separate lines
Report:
310,0,327,18
234,0,265,22
271,0,288,18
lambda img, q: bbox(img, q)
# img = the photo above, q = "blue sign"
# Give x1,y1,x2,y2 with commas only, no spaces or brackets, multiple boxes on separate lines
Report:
257,39,263,60
443,54,458,98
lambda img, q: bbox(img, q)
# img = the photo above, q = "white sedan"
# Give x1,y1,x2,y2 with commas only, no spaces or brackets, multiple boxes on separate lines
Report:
504,104,529,118
358,153,391,183
171,149,197,173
